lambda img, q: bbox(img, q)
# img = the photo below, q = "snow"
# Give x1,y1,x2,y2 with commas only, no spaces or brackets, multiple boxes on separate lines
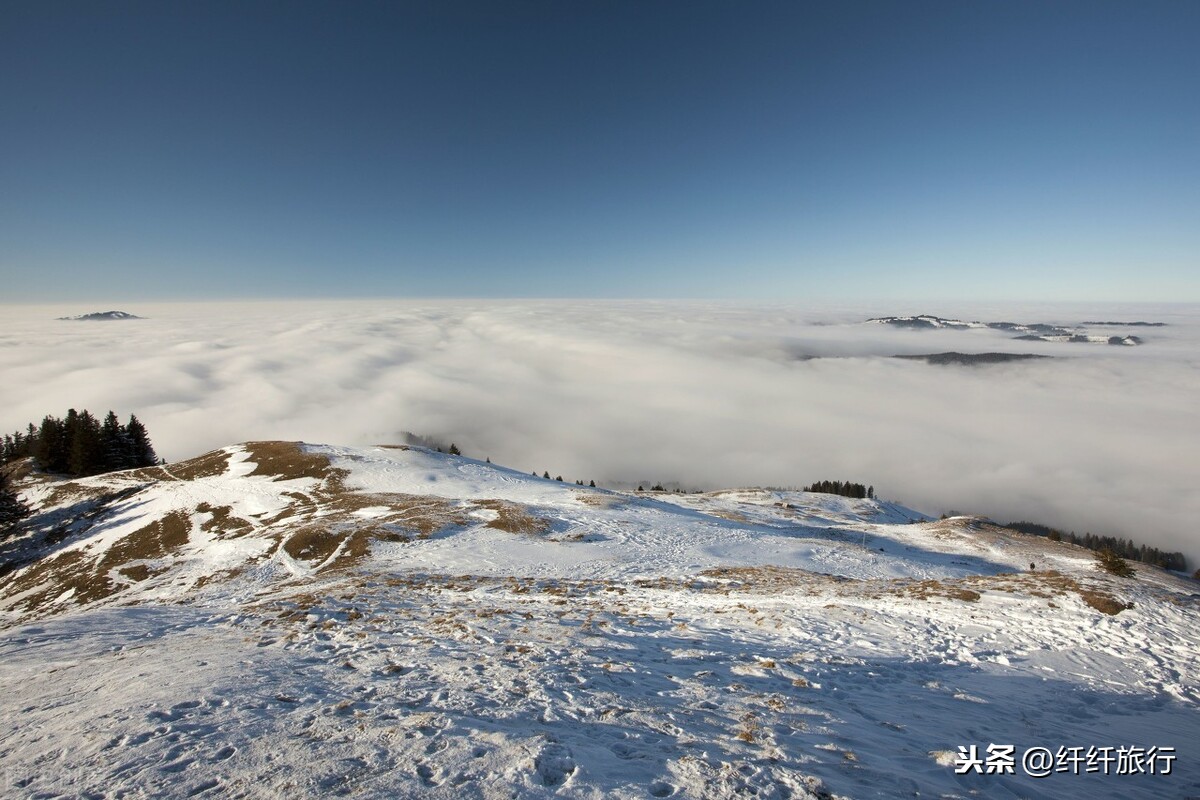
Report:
1,443,1198,798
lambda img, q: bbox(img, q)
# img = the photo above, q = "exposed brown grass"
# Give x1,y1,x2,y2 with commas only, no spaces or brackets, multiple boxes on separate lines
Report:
167,449,232,481
243,441,339,482
98,511,190,570
575,492,617,508
1079,590,1132,615
2,511,192,612
117,564,161,582
476,500,551,535
317,492,465,538
698,565,844,592
901,579,981,602
282,525,344,563
195,503,255,538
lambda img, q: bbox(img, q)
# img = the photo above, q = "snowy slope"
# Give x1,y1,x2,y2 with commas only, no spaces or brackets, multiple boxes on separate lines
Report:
1,442,1197,799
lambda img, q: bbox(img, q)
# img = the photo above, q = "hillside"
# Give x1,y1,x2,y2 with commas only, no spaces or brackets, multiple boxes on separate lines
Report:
1,443,1197,798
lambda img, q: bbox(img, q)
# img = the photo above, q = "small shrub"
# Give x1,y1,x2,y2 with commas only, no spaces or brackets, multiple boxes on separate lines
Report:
1081,590,1131,615
1095,548,1136,578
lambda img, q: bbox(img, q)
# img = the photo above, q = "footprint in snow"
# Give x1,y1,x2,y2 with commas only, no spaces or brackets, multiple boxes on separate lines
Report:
534,742,576,787
416,762,442,787
610,742,647,760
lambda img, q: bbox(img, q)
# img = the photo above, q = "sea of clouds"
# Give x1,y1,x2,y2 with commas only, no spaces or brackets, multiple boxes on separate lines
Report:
2,299,1198,565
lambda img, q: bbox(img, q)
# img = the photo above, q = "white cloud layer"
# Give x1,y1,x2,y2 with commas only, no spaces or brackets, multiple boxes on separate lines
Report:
2,299,1198,566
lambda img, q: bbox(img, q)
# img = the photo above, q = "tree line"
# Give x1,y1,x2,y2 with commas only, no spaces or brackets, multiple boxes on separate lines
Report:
2,409,159,477
1004,521,1186,572
803,480,874,500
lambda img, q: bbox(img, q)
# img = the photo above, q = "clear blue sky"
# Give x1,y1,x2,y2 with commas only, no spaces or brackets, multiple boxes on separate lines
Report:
2,1,1198,302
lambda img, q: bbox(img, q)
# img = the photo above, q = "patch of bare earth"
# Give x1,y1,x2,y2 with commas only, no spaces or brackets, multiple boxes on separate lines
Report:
195,503,256,538
699,566,848,594
575,492,618,508
951,570,1132,614
163,449,232,480
243,441,342,482
475,500,551,535
1,511,192,614
894,579,982,602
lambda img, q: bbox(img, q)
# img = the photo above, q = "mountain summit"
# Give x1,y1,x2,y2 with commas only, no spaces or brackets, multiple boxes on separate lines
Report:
57,310,143,321
1,442,1196,798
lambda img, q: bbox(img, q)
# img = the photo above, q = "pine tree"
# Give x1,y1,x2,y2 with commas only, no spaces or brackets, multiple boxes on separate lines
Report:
68,410,103,475
448,443,461,456
125,415,157,467
589,480,595,487
101,411,131,469
1095,548,1136,578
0,470,30,535
37,415,68,473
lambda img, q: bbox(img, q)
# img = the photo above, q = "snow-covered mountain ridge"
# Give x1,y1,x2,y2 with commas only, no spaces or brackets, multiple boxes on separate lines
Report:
867,314,1145,345
1,442,1197,798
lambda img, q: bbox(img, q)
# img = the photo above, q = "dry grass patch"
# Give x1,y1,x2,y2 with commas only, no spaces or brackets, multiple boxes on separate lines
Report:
476,500,551,535
167,449,232,480
243,441,340,482
98,511,190,571
899,579,981,602
2,511,190,614
311,487,467,538
956,570,1133,615
699,565,842,592
575,492,617,508
117,563,163,582
734,713,760,744
282,525,345,564
195,503,256,538
1079,590,1132,615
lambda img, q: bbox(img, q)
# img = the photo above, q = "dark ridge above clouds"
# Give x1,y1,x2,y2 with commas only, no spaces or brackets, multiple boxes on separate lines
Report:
57,311,143,321
868,315,1146,345
893,352,1051,366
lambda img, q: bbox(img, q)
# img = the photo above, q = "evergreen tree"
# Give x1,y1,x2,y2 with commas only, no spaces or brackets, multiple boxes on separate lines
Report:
37,415,68,473
125,415,157,467
0,470,30,535
68,410,103,475
448,443,461,456
101,411,131,469
589,480,595,487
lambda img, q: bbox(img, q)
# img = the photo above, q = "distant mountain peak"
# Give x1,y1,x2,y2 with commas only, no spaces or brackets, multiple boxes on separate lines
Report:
57,310,143,321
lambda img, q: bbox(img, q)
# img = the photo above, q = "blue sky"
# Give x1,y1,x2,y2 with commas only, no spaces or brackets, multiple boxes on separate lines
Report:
2,1,1198,302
